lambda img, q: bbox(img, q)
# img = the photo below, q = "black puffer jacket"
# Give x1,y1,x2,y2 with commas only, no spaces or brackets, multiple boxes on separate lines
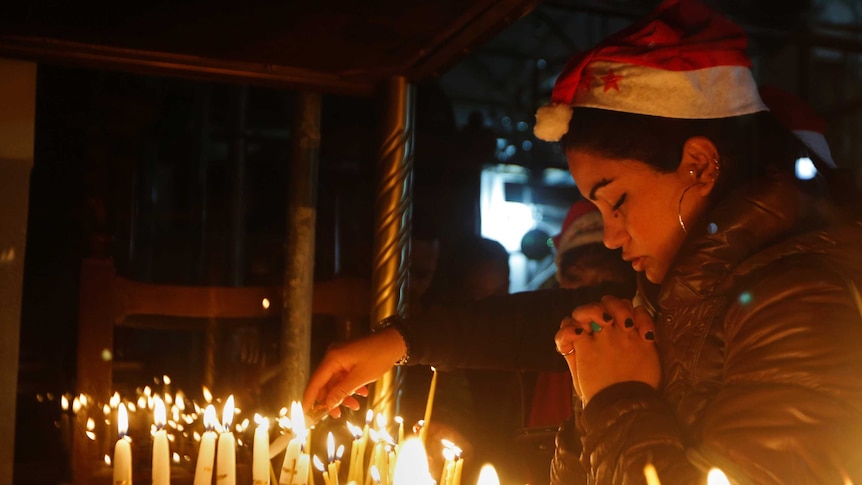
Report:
561,172,862,484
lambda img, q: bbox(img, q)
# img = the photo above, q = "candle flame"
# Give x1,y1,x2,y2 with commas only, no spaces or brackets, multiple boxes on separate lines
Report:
370,465,381,483
290,401,306,438
144,386,152,397
79,393,88,407
392,437,433,485
202,386,213,403
203,404,218,431
222,395,235,429
117,403,128,438
476,464,500,485
104,454,111,466
172,452,180,464
175,391,186,411
365,409,374,425
262,298,270,309
163,375,171,385
72,397,82,414
154,396,167,429
336,444,344,460
376,413,387,429
707,468,731,485
61,395,69,411
255,414,270,430
346,421,362,438
442,447,455,461
103,404,111,416
313,455,326,472
327,432,335,462
87,418,95,431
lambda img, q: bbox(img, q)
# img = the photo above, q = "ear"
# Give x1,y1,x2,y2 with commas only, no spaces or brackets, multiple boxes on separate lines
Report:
677,136,720,196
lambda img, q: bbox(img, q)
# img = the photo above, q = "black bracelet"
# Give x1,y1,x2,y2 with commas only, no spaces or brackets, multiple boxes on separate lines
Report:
373,315,411,365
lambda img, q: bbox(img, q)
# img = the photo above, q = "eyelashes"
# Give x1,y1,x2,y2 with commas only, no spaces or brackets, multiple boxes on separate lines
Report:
612,193,627,211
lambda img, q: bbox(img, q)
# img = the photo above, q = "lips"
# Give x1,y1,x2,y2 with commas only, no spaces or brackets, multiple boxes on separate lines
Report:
625,255,645,272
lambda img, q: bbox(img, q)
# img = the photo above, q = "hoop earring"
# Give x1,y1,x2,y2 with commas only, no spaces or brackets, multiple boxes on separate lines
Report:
677,183,699,234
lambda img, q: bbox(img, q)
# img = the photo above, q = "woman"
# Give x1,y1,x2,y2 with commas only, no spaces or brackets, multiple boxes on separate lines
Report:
305,1,862,483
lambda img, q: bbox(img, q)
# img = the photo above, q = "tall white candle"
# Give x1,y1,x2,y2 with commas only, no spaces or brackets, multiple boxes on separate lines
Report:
419,367,438,445
216,396,237,485
153,396,170,485
391,438,433,485
253,415,271,485
280,402,307,485
113,403,133,485
193,405,218,485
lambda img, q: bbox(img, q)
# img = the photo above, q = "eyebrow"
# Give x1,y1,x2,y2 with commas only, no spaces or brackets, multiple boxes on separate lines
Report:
588,178,613,200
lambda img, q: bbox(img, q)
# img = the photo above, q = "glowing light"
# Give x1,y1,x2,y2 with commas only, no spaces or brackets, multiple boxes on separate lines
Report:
327,432,336,462
154,396,167,430
371,465,381,483
163,375,171,385
262,298,270,309
202,386,213,403
643,462,661,485
708,222,718,234
104,454,111,466
101,349,112,362
313,454,326,471
117,404,129,439
61,395,69,411
738,291,752,305
795,156,817,180
290,401,306,439
203,404,218,432
707,468,731,485
392,437,434,484
476,464,501,485
221,396,235,430
87,418,95,431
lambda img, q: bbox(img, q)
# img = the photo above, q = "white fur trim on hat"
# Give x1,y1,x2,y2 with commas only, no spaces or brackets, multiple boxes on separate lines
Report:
534,103,573,142
793,129,836,168
572,61,767,119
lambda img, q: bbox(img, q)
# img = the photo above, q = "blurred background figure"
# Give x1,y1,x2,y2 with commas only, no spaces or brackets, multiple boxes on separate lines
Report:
758,84,837,168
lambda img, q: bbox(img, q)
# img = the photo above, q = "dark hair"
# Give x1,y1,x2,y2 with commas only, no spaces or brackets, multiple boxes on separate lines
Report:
560,108,851,207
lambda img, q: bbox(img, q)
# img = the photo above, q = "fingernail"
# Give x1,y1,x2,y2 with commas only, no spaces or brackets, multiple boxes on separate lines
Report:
574,327,584,335
624,318,634,328
602,312,613,322
645,330,655,341
590,321,602,333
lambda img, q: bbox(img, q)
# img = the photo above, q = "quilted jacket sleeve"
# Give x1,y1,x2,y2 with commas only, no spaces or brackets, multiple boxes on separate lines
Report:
578,258,862,484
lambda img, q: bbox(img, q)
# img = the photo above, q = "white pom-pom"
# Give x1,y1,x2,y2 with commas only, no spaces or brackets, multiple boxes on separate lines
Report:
533,103,573,142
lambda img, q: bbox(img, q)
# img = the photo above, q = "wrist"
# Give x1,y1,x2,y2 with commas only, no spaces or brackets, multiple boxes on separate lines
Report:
373,315,411,365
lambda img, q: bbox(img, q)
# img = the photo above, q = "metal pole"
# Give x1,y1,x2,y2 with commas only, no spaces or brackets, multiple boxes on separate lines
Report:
281,91,321,404
369,76,415,418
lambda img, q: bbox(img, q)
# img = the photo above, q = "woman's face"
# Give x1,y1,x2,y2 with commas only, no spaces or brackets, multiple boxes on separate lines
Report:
566,148,696,284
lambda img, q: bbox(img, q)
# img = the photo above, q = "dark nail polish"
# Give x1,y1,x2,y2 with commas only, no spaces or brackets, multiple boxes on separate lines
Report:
574,327,584,335
624,318,634,328
645,330,655,341
602,312,613,322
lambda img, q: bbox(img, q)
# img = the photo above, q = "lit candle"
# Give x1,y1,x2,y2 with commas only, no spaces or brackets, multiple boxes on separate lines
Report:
452,451,463,485
314,455,331,485
113,403,132,485
643,462,661,485
216,396,237,485
439,446,455,485
369,466,381,485
394,417,404,446
475,465,499,485
194,405,218,485
326,432,340,485
346,422,362,484
280,402,306,485
707,468,730,485
391,438,434,485
153,396,170,485
419,367,437,445
253,415,271,485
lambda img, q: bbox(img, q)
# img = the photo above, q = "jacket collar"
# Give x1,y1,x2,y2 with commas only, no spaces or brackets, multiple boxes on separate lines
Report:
657,169,802,310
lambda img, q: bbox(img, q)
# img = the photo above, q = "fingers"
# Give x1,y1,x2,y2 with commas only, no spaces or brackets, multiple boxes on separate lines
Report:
633,305,657,342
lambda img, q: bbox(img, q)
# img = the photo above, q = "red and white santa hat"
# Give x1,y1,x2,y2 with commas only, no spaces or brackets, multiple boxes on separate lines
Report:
534,0,768,142
758,85,836,167
553,199,604,279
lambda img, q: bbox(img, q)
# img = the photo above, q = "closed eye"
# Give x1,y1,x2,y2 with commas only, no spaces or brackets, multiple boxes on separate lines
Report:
612,193,627,211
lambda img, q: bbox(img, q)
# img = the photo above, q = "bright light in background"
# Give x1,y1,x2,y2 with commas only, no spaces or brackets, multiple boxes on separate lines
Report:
795,156,817,180
484,201,535,252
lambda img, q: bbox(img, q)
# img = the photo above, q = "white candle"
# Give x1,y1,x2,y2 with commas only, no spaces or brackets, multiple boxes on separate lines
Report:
216,396,237,485
643,463,661,485
194,405,218,485
295,452,310,485
475,465,499,485
280,402,307,485
326,432,340,485
153,396,170,485
419,367,437,445
113,403,133,485
253,415,271,485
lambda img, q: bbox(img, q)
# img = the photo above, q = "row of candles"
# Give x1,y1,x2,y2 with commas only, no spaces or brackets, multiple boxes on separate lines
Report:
52,373,733,485
52,372,482,485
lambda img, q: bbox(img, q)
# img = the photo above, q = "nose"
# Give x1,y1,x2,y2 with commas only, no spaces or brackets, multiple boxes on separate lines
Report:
602,215,628,250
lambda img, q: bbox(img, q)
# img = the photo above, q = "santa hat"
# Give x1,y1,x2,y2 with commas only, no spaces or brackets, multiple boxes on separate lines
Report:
534,0,767,142
758,85,836,168
553,199,604,278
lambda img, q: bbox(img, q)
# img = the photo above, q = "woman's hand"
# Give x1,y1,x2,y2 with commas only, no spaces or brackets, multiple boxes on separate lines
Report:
555,295,660,404
302,328,407,418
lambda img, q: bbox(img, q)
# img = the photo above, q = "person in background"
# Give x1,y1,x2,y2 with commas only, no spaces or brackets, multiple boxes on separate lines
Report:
305,1,862,483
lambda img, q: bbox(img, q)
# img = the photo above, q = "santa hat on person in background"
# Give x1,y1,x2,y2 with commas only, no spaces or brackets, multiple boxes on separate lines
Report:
758,85,837,168
553,199,604,281
534,0,767,142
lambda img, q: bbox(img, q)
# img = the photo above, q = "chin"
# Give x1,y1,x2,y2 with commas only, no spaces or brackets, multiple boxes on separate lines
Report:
644,267,667,285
